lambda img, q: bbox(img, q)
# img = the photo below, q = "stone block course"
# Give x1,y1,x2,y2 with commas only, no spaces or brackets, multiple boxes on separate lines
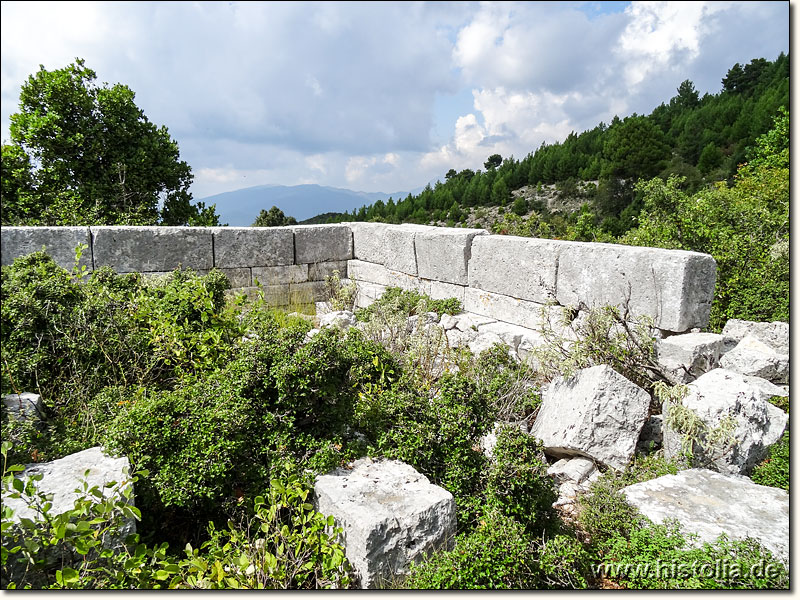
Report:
469,235,560,303
292,224,352,264
211,227,293,268
555,242,716,332
414,227,486,285
1,226,92,271
308,260,349,281
252,264,308,285
92,226,213,273
464,287,567,333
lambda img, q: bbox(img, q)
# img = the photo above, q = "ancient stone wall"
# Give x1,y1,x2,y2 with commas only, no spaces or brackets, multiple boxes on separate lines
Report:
1,223,717,331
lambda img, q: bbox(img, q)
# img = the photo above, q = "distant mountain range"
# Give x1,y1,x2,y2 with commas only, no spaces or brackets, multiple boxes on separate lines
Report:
197,183,422,226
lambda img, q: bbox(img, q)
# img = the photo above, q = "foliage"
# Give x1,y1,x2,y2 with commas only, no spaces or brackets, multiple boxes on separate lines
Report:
3,59,218,226
750,428,788,491
356,286,461,322
252,206,298,227
466,343,541,421
323,269,356,311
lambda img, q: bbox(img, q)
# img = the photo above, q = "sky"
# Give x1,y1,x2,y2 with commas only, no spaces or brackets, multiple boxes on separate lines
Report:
0,1,790,200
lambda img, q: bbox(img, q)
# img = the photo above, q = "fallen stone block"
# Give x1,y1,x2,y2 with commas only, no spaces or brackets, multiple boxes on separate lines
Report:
1,226,93,272
3,447,136,547
414,227,486,285
530,365,650,470
354,282,388,308
547,456,597,485
211,227,293,268
719,336,789,384
468,331,505,357
721,319,789,355
662,369,788,475
320,311,357,331
622,469,788,565
2,393,46,422
314,458,456,589
556,242,717,333
656,332,731,383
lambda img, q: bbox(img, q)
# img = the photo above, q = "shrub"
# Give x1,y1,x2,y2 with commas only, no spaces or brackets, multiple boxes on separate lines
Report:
750,429,788,491
355,287,461,323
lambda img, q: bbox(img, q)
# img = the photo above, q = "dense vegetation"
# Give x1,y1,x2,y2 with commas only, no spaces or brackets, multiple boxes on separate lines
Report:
1,259,788,589
1,59,219,226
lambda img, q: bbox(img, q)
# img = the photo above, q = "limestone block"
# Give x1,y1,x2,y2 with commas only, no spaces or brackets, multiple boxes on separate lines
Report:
289,281,328,304
555,242,717,332
292,225,352,264
547,456,597,485
468,235,560,303
92,226,212,273
348,222,389,265
252,264,309,285
383,225,430,275
217,267,251,288
314,458,456,589
656,332,731,383
530,365,650,470
622,469,788,565
445,327,477,348
257,284,290,306
308,260,349,281
721,319,789,355
211,227,293,268
439,314,458,330
2,393,45,422
476,321,532,354
427,280,466,304
354,282,388,308
1,226,92,271
320,311,357,331
348,259,424,292
454,312,496,332
464,287,568,334
719,336,789,384
3,447,136,546
467,331,505,357
414,227,487,285
662,369,788,475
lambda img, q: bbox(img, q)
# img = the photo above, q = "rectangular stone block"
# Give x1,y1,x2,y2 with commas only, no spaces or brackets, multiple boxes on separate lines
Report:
252,264,308,285
217,267,252,289
427,280,466,304
464,287,565,332
347,222,425,274
292,224,352,264
555,242,716,332
354,281,388,308
1,226,92,271
348,259,425,292
212,227,293,268
348,222,388,265
259,284,291,306
308,260,349,281
469,235,560,303
92,226,212,273
289,281,329,304
415,227,487,285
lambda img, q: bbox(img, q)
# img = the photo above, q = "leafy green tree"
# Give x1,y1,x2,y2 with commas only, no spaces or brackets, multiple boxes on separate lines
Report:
484,153,502,170
512,196,527,216
252,205,298,227
3,59,218,226
696,142,723,174
604,116,671,179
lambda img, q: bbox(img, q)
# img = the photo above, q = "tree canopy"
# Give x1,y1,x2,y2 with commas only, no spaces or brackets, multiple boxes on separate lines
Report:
2,59,219,226
252,206,298,227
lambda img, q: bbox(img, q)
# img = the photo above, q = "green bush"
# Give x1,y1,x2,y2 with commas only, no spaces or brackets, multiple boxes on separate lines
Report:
355,287,461,323
750,429,788,491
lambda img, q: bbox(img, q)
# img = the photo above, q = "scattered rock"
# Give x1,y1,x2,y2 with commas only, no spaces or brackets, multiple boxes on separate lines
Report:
622,469,788,565
530,365,650,470
719,336,789,384
438,313,458,330
319,310,357,331
721,319,789,355
656,332,731,383
314,458,456,589
467,331,505,357
662,369,788,475
547,456,597,485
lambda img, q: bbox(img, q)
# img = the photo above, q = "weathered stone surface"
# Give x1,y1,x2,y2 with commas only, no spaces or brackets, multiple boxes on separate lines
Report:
252,264,309,285
414,227,486,285
468,235,560,303
662,369,788,475
622,469,789,565
656,332,731,383
445,327,477,348
636,414,664,453
292,224,352,264
314,458,456,589
453,312,495,332
217,267,252,288
92,226,212,273
308,260,349,281
468,331,505,357
719,336,789,384
721,319,789,355
289,281,328,304
2,393,45,422
211,227,293,268
547,456,597,485
3,447,135,543
530,365,650,470
1,226,92,271
348,222,389,265
439,314,458,330
476,321,533,354
383,225,430,275
556,243,716,332
427,280,466,304
464,288,569,334
347,259,426,293
320,311,357,330
354,282,388,308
